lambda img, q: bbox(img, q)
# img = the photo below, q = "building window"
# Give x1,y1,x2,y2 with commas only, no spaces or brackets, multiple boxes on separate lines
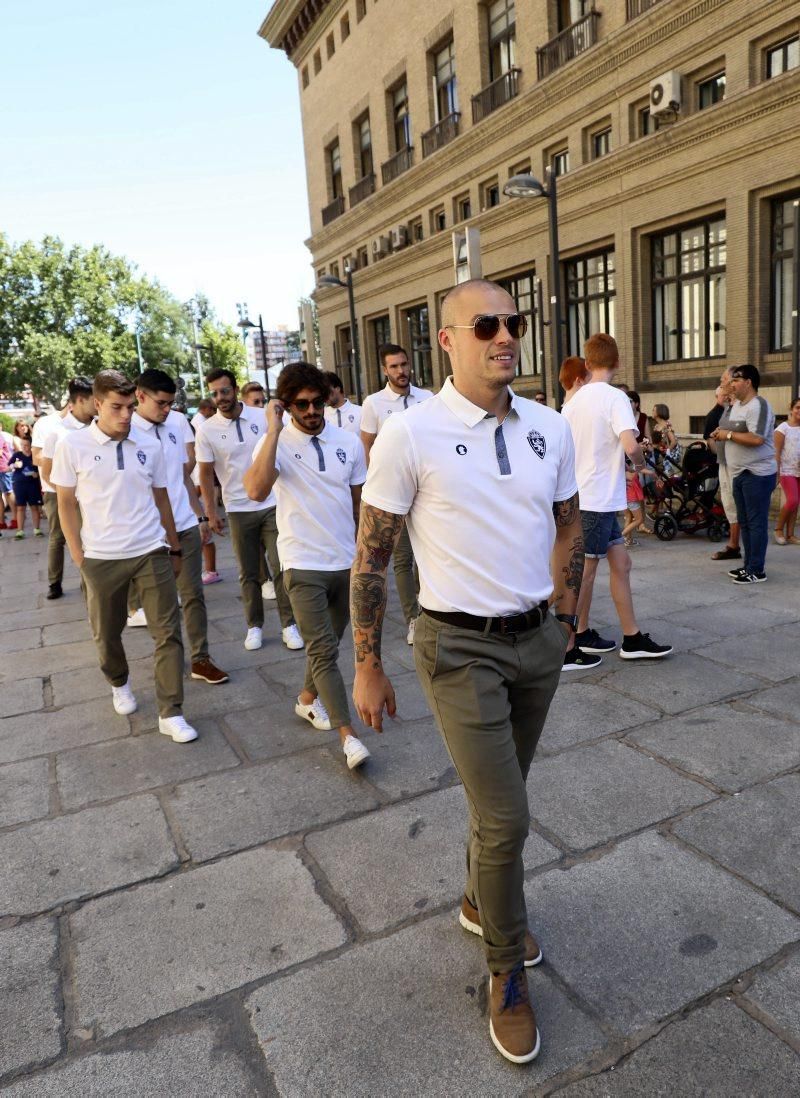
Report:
370,315,392,385
409,216,424,242
496,271,540,378
558,0,591,31
317,267,326,281
638,106,658,137
509,159,530,178
328,141,343,199
392,80,411,151
431,205,446,233
552,148,569,176
454,192,471,222
697,72,725,109
488,0,516,82
356,0,366,21
591,127,611,159
313,49,322,75
766,36,799,78
355,113,372,178
652,218,726,362
566,249,616,355
301,66,309,89
481,177,500,209
330,261,340,281
771,195,798,352
404,304,433,387
326,33,335,59
356,245,369,269
434,40,458,120
341,12,350,40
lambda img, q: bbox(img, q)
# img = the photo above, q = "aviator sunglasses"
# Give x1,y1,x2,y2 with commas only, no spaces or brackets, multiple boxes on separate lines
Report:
445,313,528,341
291,397,327,411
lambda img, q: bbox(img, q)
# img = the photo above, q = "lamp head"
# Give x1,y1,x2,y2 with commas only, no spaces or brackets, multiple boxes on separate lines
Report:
503,173,548,200
317,275,347,290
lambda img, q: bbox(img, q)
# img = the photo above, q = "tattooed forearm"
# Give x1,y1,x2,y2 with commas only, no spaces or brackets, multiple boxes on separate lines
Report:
552,492,579,528
550,523,584,612
351,504,405,668
358,504,405,572
563,535,585,598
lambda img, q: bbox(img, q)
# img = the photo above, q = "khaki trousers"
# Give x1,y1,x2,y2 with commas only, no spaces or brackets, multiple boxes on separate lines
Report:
43,492,66,585
129,526,208,663
82,549,184,718
414,610,567,973
393,522,419,624
227,507,293,630
284,568,351,727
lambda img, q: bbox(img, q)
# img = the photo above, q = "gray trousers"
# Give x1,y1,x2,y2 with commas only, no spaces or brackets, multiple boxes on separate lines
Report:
393,522,419,624
227,507,293,630
43,492,65,585
82,549,184,718
129,526,208,663
414,610,567,973
284,568,351,728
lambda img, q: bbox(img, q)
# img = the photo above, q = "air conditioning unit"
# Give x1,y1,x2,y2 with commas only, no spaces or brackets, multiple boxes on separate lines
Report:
391,225,409,250
371,235,390,259
650,71,682,117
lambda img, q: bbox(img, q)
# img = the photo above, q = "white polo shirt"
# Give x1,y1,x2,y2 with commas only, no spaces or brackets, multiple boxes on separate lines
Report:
32,412,73,493
253,421,367,571
561,382,638,513
39,413,88,490
193,403,274,512
132,410,197,534
362,377,577,616
324,399,362,435
50,422,169,560
360,383,433,436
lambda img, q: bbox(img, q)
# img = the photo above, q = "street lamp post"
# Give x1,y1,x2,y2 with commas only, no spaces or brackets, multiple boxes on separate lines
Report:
236,304,256,383
257,313,271,399
792,199,800,401
503,169,564,410
316,267,363,405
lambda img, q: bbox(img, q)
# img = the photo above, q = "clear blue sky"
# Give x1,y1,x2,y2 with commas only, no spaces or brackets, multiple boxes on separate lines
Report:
1,0,311,330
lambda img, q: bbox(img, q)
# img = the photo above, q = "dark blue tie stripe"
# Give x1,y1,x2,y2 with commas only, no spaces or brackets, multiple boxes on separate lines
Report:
494,425,511,476
116,442,124,470
235,419,244,442
311,436,325,471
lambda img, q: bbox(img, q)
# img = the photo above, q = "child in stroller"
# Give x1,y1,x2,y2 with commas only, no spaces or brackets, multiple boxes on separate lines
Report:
646,440,730,542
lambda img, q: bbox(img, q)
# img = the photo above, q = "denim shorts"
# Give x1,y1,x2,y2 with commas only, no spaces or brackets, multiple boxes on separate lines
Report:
0,471,12,493
581,510,625,559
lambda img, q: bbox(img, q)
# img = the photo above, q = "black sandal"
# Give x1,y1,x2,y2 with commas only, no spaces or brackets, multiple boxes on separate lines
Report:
711,546,741,560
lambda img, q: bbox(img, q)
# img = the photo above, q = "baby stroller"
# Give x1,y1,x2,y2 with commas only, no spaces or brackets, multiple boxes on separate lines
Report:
647,442,730,542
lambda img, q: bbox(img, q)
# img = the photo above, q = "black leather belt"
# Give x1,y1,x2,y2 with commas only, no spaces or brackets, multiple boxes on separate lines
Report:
421,600,549,636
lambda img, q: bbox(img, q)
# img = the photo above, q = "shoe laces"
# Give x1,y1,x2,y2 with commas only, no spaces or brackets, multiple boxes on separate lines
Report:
499,964,528,1013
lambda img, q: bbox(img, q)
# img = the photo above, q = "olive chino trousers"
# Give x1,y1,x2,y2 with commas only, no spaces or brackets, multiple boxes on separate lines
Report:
284,568,351,727
43,492,66,586
393,522,419,625
227,506,293,630
129,525,208,663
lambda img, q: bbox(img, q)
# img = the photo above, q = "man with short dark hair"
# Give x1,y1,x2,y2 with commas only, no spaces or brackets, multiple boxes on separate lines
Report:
51,370,197,743
323,371,362,435
194,368,302,651
32,376,95,599
360,343,432,643
711,364,777,583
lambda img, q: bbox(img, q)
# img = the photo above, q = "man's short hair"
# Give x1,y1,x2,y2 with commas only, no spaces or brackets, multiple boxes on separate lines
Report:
628,390,641,409
197,398,216,415
68,376,94,401
276,362,331,406
322,370,344,392
584,333,619,370
136,368,177,396
93,370,135,400
730,363,760,390
378,343,408,367
240,381,265,397
205,367,237,389
559,356,588,390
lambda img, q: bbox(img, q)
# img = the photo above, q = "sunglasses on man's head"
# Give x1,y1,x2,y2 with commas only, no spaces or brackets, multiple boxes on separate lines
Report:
446,313,528,341
291,397,326,411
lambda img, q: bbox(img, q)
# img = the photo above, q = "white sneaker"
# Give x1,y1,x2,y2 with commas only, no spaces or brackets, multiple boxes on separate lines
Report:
343,734,370,770
244,627,263,651
158,715,198,743
111,681,137,715
406,617,417,645
294,695,332,731
126,608,147,628
262,579,276,599
282,623,304,650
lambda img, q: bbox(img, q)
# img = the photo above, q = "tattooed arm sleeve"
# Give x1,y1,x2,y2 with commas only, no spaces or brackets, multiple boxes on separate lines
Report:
551,492,584,615
351,503,406,670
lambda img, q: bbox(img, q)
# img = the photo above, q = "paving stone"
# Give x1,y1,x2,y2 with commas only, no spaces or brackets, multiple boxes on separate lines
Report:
745,679,800,722
50,662,154,710
0,920,62,1077
169,748,381,860
628,705,800,792
0,795,177,916
387,671,435,722
222,698,324,760
246,909,605,1097
358,717,457,800
540,684,660,753
306,786,559,933
0,599,88,634
743,949,800,1043
527,740,713,850
0,641,100,684
70,847,345,1036
525,831,800,1034
56,722,240,809
0,678,43,718
129,668,279,732
664,599,799,636
0,1017,263,1096
41,619,93,645
556,999,800,1097
673,774,800,911
695,623,800,683
598,653,764,715
0,579,47,601
0,697,131,765
0,628,41,654
0,756,50,827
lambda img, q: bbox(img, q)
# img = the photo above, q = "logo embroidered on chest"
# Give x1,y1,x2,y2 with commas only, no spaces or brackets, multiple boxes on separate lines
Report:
136,450,147,466
94,455,101,462
527,429,546,460
336,448,347,464
250,423,259,434
456,444,467,456
348,415,354,423
168,432,177,445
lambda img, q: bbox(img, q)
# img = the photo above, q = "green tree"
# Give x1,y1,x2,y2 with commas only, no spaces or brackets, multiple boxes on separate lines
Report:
198,319,247,382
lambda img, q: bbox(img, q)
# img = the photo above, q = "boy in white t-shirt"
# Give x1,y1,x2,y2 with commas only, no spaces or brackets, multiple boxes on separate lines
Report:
562,334,672,666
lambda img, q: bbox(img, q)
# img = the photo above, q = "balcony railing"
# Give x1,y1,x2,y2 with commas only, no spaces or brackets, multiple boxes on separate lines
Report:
626,0,662,18
381,145,414,185
536,10,600,79
421,112,461,158
349,172,375,208
471,67,521,123
321,195,345,226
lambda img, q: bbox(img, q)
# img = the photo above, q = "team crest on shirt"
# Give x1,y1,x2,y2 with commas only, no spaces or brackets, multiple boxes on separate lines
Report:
348,414,354,423
336,448,347,464
168,432,177,445
136,450,147,465
527,429,546,460
250,423,259,434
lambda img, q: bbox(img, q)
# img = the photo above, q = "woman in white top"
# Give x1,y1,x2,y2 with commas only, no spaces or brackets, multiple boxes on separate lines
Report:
774,397,800,544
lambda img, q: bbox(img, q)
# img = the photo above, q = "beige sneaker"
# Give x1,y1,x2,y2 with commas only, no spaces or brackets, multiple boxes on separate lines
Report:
489,965,540,1064
459,896,542,966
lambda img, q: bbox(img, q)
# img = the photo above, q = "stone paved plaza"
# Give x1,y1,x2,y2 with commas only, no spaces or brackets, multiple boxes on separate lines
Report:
1,527,799,1095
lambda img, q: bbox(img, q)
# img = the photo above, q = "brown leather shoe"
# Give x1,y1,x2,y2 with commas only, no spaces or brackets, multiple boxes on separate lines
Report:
459,896,543,967
489,965,540,1063
190,658,230,685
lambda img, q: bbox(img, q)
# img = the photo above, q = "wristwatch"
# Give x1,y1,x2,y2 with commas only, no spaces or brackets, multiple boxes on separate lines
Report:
726,431,733,440
168,549,183,557
555,613,578,630
198,516,209,523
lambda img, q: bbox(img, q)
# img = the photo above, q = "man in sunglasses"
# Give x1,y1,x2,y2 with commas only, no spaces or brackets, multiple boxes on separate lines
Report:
241,382,267,408
351,279,583,1065
194,368,303,653
244,363,371,771
360,343,433,645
